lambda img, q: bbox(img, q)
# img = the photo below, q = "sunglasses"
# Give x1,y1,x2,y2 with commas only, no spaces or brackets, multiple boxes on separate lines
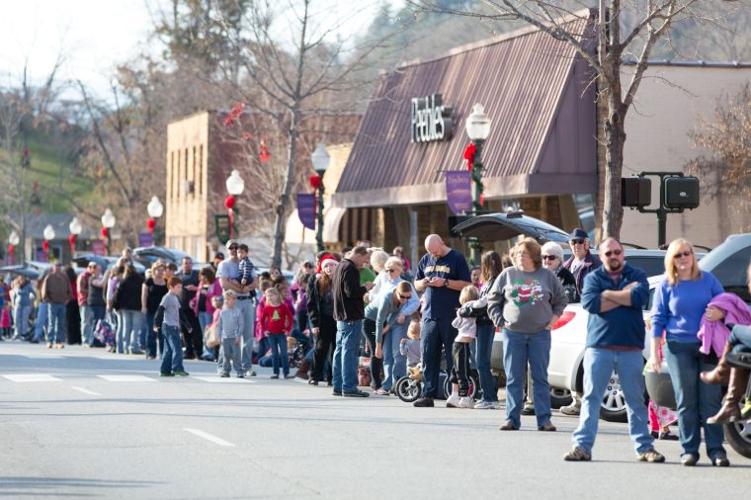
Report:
604,249,623,257
398,294,412,300
542,255,557,261
673,251,692,259
386,268,398,273
228,246,238,250
571,239,586,245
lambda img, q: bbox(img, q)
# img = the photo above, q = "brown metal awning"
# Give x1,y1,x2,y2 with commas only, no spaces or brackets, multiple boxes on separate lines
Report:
334,9,598,209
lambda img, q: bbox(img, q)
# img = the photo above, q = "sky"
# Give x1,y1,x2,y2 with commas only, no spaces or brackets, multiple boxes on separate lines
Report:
0,0,397,100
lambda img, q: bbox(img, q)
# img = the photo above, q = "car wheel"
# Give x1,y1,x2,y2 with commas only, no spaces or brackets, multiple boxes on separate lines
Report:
599,371,628,423
724,421,751,459
550,388,573,409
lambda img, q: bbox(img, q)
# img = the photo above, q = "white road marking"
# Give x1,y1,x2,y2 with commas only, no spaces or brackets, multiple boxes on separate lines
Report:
22,354,65,359
2,374,62,382
193,376,254,384
97,375,156,382
92,355,142,361
183,428,235,447
71,386,101,396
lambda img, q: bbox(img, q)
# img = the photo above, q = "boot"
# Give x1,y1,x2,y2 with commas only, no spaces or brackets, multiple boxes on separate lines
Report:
295,358,310,379
707,367,750,424
701,343,733,385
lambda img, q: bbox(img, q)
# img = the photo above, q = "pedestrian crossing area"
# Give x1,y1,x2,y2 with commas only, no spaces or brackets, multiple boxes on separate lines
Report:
0,373,256,384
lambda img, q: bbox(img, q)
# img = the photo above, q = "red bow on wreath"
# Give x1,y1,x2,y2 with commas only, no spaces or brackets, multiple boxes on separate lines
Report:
463,143,476,171
309,174,321,190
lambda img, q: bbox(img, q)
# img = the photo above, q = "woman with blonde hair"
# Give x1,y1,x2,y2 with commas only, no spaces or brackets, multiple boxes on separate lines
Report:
487,237,567,431
649,238,728,466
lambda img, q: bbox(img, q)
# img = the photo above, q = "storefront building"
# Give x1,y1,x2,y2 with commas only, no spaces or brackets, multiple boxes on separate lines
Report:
332,11,598,263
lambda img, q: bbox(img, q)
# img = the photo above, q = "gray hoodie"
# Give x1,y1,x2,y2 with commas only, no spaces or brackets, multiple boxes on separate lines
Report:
486,267,567,334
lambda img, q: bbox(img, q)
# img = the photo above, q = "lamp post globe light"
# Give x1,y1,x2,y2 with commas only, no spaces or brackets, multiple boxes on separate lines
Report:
147,196,164,218
43,224,55,262
311,143,330,253
225,170,244,240
8,230,20,265
465,103,492,265
101,208,116,254
69,217,83,257
8,230,20,246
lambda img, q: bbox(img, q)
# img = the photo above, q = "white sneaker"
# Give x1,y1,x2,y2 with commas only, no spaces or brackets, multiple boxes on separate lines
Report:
458,396,474,408
474,400,496,410
446,393,461,408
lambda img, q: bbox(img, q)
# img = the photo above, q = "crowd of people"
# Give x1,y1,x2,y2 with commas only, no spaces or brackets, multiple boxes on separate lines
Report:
2,228,749,467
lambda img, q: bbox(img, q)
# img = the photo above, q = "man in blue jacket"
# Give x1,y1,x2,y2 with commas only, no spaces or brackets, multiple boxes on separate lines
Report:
563,238,664,463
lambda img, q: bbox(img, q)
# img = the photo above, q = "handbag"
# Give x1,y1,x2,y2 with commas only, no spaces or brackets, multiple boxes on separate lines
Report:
204,325,220,348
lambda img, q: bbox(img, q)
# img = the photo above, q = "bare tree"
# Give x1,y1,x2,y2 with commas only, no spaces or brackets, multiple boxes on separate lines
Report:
685,83,751,234
215,0,388,268
0,54,64,262
407,0,741,239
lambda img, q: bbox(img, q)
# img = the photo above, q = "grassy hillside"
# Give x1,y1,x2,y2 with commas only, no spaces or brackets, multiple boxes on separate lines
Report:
3,130,96,214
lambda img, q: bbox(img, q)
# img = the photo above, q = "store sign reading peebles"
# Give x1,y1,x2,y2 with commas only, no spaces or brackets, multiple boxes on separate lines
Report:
411,94,452,143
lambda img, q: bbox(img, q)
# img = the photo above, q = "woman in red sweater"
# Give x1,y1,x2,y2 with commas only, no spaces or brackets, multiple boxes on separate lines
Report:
259,287,294,379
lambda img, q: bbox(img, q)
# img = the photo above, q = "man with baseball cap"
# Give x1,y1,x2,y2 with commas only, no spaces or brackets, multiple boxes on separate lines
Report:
217,239,257,376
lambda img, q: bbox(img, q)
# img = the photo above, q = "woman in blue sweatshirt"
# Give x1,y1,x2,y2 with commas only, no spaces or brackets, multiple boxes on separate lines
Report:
649,238,727,467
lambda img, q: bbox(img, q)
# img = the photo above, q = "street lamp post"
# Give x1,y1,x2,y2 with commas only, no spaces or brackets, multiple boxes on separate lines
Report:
225,170,245,240
101,208,116,255
465,103,492,265
311,143,330,253
69,217,82,258
43,224,55,262
147,196,164,246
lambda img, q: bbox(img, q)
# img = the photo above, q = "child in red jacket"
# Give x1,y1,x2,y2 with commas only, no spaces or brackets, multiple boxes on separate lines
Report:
259,287,294,379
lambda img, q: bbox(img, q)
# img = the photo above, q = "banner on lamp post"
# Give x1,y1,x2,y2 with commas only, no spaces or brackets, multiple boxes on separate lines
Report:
138,232,154,248
445,171,473,215
297,193,316,230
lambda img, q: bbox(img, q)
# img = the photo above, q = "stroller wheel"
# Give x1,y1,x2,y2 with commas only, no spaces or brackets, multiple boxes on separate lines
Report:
395,376,421,403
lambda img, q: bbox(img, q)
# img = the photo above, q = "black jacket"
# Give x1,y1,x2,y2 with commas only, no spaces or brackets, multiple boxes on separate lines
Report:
556,266,579,303
458,275,496,326
114,273,144,311
332,258,367,321
307,276,335,328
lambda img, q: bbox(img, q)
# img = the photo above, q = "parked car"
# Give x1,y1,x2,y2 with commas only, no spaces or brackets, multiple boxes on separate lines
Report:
132,246,192,267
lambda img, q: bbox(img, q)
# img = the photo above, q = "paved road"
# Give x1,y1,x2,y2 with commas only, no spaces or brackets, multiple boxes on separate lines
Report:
1,342,748,499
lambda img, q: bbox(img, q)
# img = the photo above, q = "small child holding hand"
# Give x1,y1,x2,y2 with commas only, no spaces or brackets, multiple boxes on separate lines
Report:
259,287,294,379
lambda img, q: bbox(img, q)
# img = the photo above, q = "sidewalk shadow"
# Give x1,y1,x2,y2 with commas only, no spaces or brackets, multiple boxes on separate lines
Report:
0,477,162,497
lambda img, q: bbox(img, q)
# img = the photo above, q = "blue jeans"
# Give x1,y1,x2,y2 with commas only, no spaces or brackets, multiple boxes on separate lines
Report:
421,317,456,398
160,324,184,374
382,323,408,391
199,312,214,358
664,341,725,458
730,324,751,350
475,323,497,402
13,304,31,339
333,320,362,393
236,298,255,371
79,305,92,345
118,310,143,353
33,302,48,341
502,329,552,428
573,348,653,455
47,303,67,344
144,312,157,357
268,333,289,376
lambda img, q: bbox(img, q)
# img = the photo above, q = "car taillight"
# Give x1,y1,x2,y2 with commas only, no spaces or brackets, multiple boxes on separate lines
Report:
552,311,576,330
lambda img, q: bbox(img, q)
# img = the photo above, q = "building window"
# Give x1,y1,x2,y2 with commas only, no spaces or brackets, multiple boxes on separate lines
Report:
168,151,174,201
175,150,180,201
198,144,203,196
192,146,197,198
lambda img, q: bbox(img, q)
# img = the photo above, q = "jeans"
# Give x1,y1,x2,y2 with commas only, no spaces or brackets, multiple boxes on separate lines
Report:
333,320,362,393
79,305,91,345
33,302,49,342
729,324,751,350
421,317,456,398
144,312,157,357
475,322,497,402
382,322,408,391
573,348,653,455
221,337,242,375
47,303,67,344
664,341,725,458
502,329,552,428
89,305,105,343
268,333,289,376
13,304,31,339
118,310,143,353
199,311,214,358
236,298,255,371
160,324,185,374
